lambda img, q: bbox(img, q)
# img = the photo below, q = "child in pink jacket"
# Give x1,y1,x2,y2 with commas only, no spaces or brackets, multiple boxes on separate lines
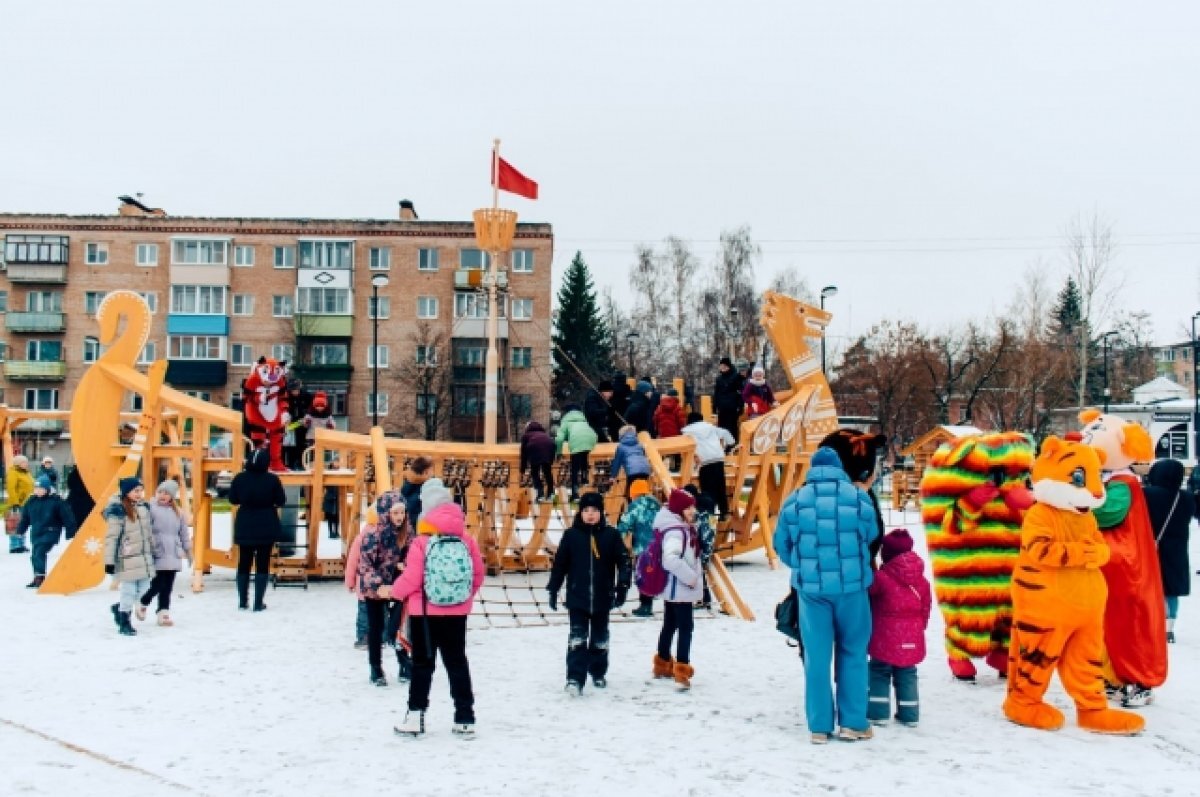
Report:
866,529,932,727
384,479,484,739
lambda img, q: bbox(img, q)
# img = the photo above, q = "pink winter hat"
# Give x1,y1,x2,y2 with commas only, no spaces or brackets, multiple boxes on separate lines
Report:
881,528,914,563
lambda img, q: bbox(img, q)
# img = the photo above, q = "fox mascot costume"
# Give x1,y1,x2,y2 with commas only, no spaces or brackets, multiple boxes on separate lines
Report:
242,357,291,473
1002,433,1144,735
1079,410,1166,707
921,432,1035,681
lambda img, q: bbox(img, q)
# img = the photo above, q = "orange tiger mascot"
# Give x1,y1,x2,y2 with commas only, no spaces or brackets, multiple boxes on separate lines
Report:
1080,410,1166,707
1002,433,1144,735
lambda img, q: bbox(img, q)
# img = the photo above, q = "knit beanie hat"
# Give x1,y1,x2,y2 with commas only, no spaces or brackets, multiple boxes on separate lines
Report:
881,529,914,563
628,479,651,499
375,489,403,517
119,476,143,496
636,380,653,394
667,488,695,515
719,356,732,367
577,492,605,513
156,479,180,499
35,475,52,491
420,478,453,514
597,380,614,392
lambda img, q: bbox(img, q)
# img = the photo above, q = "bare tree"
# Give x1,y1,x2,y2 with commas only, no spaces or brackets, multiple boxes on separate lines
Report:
391,323,454,441
1063,211,1123,406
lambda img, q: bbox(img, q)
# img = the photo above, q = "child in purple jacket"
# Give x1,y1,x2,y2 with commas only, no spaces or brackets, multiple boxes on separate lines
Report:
867,529,932,727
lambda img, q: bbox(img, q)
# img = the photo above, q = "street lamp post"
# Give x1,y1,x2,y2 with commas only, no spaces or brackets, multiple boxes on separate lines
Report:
626,331,639,376
370,274,389,427
420,353,439,441
819,285,838,375
1101,330,1118,413
1192,312,1200,468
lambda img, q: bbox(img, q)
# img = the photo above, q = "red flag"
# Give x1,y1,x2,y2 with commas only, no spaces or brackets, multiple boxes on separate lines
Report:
491,155,539,200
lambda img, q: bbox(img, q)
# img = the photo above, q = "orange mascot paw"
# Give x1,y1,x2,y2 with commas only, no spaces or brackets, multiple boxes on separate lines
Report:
1077,708,1144,736
1003,697,1065,731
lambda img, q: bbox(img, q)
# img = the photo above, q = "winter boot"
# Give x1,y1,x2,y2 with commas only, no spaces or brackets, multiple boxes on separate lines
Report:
652,653,674,679
1001,695,1064,731
1077,707,1145,735
117,611,137,636
394,710,426,737
1121,685,1154,708
948,656,977,682
236,572,250,610
25,575,45,589
157,610,174,627
252,573,269,612
135,603,148,622
836,726,874,741
673,661,695,690
370,666,387,687
451,722,476,739
564,681,583,697
111,603,121,629
985,649,1008,678
633,596,654,618
396,650,412,683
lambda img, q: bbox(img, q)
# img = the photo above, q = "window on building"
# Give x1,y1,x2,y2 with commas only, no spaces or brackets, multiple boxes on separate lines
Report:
169,335,225,360
85,291,108,315
324,389,348,416
231,344,253,366
366,392,389,416
416,394,438,416
511,347,532,368
418,248,440,271
5,235,68,264
234,245,255,267
416,344,438,365
232,295,255,316
171,286,227,314
136,243,159,267
130,393,143,411
509,393,533,419
368,345,389,369
83,337,101,363
272,295,294,317
0,340,6,361
274,246,296,268
271,344,295,362
26,292,63,312
137,342,156,365
369,247,391,270
298,240,353,269
309,343,348,364
368,296,390,319
511,298,533,320
24,388,58,411
0,291,7,312
453,385,484,416
417,296,439,319
139,292,158,313
511,249,534,273
85,242,109,265
459,248,491,270
297,287,350,314
184,391,212,402
26,340,62,361
455,342,486,368
172,239,228,265
454,292,506,319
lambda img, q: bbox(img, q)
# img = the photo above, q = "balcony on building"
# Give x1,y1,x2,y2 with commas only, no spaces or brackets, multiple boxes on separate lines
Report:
294,314,353,338
5,312,66,333
166,315,230,336
451,290,509,339
3,235,69,283
16,418,65,432
291,363,354,384
168,237,233,286
166,360,228,387
3,360,67,381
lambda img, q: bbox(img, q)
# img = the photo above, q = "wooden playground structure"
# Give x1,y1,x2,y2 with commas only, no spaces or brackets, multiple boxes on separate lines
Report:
23,290,841,622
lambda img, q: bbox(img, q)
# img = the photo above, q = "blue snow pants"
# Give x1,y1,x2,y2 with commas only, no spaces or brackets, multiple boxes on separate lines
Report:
798,590,871,734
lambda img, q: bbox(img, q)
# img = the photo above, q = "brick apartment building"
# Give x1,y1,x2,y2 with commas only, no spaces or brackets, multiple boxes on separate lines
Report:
0,197,553,451
1155,340,1195,388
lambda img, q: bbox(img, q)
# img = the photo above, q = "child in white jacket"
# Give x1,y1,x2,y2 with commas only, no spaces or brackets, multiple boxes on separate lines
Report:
652,489,701,690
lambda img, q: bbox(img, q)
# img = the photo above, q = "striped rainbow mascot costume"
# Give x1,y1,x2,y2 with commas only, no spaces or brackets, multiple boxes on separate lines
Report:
920,432,1034,681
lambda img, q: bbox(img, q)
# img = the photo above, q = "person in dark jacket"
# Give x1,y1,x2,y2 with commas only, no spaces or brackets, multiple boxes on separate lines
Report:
520,421,557,503
64,466,95,540
38,456,59,489
608,373,632,441
1145,458,1193,643
18,475,76,588
400,456,433,524
712,358,744,441
546,491,632,695
229,447,287,611
284,382,311,471
625,381,655,435
322,457,341,539
583,382,613,444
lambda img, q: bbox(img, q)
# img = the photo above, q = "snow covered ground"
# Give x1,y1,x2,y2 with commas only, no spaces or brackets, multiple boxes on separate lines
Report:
5,507,1199,797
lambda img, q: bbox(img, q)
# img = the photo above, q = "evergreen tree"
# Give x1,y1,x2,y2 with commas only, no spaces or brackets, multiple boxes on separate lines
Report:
1048,277,1082,340
552,252,614,401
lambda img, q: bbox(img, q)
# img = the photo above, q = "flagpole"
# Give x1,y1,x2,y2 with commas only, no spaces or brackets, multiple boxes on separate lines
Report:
483,138,502,444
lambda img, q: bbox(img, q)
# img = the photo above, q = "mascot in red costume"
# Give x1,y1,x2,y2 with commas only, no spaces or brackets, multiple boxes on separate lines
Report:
243,357,291,472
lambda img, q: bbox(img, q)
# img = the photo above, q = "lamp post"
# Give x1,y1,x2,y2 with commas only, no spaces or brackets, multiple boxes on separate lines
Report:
1192,312,1200,467
420,352,439,441
370,273,389,427
819,285,838,375
626,331,639,375
1101,330,1118,413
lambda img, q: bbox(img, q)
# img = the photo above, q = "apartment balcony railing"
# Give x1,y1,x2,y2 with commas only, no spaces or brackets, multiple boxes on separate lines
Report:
5,263,68,283
3,360,67,380
5,312,66,333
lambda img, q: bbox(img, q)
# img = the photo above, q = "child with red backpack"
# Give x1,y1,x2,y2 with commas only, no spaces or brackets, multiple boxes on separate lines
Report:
648,489,701,690
867,529,932,727
382,479,484,738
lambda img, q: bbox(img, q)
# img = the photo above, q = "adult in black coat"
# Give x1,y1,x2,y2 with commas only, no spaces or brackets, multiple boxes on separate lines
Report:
1145,458,1193,643
284,383,311,470
608,372,632,441
583,382,613,444
624,381,655,435
229,448,287,611
520,421,558,502
712,358,745,441
546,491,632,692
64,466,95,540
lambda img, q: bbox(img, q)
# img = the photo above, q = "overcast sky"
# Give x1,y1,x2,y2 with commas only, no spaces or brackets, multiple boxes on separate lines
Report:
2,1,1198,349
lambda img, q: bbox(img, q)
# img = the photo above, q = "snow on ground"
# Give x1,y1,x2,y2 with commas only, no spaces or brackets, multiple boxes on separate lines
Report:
5,507,1199,797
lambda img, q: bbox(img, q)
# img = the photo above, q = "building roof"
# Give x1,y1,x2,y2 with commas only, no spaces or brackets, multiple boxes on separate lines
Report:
899,424,983,456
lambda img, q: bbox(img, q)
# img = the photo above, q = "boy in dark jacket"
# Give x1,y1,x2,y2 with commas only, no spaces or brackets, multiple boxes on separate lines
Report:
547,491,632,695
583,382,613,444
520,421,557,503
19,475,76,588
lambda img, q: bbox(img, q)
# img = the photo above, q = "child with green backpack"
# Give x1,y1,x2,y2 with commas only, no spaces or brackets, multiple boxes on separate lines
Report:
382,478,484,739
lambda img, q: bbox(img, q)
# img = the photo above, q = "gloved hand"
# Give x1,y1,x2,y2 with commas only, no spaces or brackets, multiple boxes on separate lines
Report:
612,590,628,610
547,591,558,611
962,483,1000,511
104,564,115,575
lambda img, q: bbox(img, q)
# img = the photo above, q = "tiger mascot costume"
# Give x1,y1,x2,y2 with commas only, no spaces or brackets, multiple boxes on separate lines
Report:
1002,433,1144,735
921,432,1034,681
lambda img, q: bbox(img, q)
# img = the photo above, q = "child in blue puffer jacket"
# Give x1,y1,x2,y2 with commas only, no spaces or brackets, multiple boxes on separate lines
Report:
774,446,880,744
610,426,651,496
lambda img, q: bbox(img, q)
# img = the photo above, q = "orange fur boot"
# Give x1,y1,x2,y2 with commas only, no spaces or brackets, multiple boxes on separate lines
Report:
1077,708,1144,736
673,661,695,690
653,653,674,679
1002,696,1065,731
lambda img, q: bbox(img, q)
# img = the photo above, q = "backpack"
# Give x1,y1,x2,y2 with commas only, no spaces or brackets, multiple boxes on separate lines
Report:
635,525,679,597
422,535,474,607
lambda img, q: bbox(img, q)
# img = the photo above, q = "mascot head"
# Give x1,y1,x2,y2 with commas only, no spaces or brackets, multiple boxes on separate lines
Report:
920,431,1036,530
1031,432,1106,513
251,356,287,388
1078,409,1152,472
